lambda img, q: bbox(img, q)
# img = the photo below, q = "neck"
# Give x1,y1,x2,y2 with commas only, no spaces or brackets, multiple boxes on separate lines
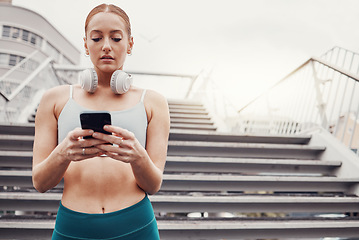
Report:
95,70,112,87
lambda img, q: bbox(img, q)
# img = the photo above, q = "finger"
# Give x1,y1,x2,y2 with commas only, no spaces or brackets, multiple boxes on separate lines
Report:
77,147,104,159
95,143,122,152
104,125,135,140
70,128,94,140
79,138,109,148
102,151,130,163
92,132,122,146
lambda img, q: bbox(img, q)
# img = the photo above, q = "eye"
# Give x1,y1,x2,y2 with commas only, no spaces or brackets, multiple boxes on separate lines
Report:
92,38,101,42
112,38,122,42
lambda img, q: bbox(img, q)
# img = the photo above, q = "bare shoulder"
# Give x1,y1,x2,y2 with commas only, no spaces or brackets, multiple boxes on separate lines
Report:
41,85,69,101
144,89,168,107
143,89,169,123
37,85,71,119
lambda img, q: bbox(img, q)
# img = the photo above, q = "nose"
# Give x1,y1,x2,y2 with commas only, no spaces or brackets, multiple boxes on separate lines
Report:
102,37,112,52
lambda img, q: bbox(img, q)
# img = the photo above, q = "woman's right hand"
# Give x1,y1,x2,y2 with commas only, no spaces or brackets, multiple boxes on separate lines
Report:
58,128,108,162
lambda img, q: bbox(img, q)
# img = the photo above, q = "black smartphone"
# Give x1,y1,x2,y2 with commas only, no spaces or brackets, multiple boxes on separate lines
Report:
80,111,112,139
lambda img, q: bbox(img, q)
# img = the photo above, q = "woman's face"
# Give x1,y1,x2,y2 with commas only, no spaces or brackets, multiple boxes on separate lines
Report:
84,12,133,74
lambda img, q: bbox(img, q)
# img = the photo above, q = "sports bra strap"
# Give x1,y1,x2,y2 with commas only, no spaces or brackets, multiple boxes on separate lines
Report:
69,85,73,99
140,89,147,103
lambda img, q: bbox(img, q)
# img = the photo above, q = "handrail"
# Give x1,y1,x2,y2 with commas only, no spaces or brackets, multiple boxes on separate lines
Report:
52,64,198,80
238,56,359,114
237,58,311,113
0,50,39,82
234,47,359,153
321,46,359,61
52,64,200,99
7,57,53,102
311,56,359,83
0,50,41,102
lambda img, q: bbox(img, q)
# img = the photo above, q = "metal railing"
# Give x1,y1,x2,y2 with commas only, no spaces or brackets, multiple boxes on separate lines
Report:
0,57,203,123
237,46,359,153
0,51,60,123
53,64,200,100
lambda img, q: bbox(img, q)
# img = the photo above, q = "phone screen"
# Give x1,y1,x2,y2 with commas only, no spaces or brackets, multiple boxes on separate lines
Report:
80,111,112,138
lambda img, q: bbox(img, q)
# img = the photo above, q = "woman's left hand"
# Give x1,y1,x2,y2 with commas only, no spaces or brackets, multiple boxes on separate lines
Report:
92,125,147,164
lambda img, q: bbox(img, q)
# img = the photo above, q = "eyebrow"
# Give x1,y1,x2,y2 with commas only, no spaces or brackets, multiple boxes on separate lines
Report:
90,29,124,34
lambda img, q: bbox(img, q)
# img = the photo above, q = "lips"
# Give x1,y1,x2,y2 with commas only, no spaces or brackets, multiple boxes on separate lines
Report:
100,55,114,60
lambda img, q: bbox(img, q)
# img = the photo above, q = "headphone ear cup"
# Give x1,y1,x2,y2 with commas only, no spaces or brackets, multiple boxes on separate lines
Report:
79,68,98,93
110,70,133,94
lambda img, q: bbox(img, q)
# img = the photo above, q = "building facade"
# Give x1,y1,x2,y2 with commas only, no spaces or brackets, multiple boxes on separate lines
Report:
0,1,80,122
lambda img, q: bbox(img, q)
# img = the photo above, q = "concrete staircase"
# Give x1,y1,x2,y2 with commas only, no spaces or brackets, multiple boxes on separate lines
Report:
1,99,359,239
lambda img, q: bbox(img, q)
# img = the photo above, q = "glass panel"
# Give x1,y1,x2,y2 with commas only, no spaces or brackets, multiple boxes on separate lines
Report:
9,54,17,66
30,33,36,45
22,30,29,42
2,25,10,38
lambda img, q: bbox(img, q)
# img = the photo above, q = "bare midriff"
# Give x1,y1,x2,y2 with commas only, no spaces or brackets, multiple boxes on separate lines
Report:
61,155,145,214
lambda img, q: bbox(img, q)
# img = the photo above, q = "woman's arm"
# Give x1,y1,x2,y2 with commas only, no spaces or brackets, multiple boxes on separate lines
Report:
32,87,104,193
93,90,170,194
140,91,170,193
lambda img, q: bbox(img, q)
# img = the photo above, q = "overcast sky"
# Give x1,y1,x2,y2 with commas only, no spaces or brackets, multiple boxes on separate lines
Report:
12,0,359,110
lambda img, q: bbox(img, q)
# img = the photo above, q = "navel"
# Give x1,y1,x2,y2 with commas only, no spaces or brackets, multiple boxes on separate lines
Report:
102,207,105,214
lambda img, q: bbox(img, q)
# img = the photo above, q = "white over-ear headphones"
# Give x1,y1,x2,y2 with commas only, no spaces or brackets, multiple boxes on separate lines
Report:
79,68,133,94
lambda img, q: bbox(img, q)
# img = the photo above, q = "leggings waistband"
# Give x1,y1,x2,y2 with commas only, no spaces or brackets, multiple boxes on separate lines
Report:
53,195,159,240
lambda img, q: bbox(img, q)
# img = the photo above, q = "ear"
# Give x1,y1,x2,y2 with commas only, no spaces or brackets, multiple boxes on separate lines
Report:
84,37,89,55
127,36,134,54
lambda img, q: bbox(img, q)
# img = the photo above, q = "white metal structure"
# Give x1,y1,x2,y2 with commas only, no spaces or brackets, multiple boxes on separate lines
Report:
237,47,359,155
0,2,80,123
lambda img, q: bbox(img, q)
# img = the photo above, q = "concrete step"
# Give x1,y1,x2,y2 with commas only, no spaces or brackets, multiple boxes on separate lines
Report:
0,151,340,176
159,219,359,239
1,192,359,214
0,123,34,136
3,122,313,146
170,113,212,121
169,105,206,112
169,129,312,144
161,174,359,193
169,124,217,131
167,99,204,108
1,218,359,239
0,150,32,168
165,156,341,175
169,108,209,115
0,135,33,151
2,170,358,193
3,134,322,159
170,118,214,125
167,141,325,159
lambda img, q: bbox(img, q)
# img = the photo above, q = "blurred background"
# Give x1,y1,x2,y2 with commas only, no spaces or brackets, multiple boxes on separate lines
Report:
10,0,359,109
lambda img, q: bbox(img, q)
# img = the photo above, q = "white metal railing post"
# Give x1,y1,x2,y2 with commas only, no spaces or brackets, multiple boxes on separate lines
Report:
310,60,328,128
236,47,359,152
339,54,359,143
335,51,355,139
348,66,359,150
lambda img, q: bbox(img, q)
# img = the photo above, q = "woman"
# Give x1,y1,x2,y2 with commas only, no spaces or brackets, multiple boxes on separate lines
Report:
32,3,170,239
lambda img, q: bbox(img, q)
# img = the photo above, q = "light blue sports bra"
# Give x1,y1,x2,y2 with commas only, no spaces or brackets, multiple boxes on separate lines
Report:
57,85,148,147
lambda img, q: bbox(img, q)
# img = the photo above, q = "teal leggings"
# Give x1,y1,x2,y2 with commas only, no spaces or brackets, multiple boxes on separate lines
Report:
52,195,160,240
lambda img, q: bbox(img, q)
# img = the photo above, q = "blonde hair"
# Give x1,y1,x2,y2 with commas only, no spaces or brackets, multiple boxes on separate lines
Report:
85,4,131,38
